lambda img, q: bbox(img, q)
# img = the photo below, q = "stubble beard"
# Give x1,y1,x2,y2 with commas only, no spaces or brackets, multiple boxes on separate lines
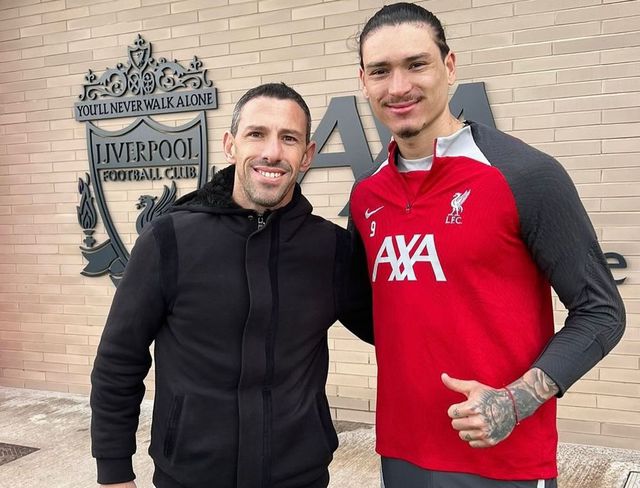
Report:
243,161,293,210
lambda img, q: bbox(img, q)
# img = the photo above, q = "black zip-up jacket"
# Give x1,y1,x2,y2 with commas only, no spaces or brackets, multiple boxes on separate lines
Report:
90,165,373,488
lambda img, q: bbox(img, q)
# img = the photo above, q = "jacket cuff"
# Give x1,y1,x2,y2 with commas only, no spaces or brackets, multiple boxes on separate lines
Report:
96,458,135,484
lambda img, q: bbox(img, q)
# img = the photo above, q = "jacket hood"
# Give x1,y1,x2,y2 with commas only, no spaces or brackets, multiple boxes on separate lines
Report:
172,164,312,219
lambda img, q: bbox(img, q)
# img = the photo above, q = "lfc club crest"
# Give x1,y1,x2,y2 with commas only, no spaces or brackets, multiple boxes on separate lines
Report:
74,35,217,285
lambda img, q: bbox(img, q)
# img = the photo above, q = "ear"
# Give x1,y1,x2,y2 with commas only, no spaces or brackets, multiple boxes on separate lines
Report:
445,51,457,86
223,131,236,163
299,140,316,173
359,67,369,99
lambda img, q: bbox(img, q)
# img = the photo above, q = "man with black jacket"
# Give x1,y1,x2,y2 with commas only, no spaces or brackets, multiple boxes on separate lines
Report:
90,83,373,488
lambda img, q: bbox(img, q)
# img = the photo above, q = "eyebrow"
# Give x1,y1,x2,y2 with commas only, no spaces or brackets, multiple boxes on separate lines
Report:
243,125,304,139
365,52,433,70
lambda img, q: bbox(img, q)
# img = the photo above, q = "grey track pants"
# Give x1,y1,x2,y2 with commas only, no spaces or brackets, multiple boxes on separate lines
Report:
381,457,558,488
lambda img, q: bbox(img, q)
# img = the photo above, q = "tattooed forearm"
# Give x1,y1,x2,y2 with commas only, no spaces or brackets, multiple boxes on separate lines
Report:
507,368,559,420
477,388,516,444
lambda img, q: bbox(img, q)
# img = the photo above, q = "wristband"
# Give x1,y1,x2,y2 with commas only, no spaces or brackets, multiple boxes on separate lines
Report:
504,387,520,426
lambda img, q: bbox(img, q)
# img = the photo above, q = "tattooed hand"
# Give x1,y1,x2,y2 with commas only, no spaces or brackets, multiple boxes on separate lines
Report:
441,368,558,448
442,373,516,448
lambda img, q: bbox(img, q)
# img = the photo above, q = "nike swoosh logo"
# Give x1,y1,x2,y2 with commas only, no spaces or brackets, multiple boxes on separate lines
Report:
365,206,384,219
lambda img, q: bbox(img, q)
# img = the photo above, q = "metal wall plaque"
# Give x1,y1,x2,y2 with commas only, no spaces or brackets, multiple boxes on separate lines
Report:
76,35,217,285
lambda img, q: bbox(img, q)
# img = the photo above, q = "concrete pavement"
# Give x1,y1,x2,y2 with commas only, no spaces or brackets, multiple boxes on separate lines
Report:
0,387,639,487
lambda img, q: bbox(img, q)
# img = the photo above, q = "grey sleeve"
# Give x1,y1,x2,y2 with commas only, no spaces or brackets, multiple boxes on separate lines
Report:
473,123,625,396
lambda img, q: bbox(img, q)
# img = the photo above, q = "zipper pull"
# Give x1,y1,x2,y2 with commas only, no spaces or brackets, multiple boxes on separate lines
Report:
405,202,411,214
257,214,266,229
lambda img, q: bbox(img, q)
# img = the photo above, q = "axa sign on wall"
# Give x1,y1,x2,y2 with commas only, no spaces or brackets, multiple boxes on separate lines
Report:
75,36,626,285
74,35,217,285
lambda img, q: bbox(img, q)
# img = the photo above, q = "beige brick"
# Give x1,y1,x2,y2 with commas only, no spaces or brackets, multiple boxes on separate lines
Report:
115,4,169,22
259,0,317,11
260,17,323,38
67,13,116,31
472,12,554,35
199,3,257,21
522,81,604,103
600,354,640,369
514,0,600,16
328,395,369,411
262,44,324,63
202,27,258,47
0,29,20,42
230,9,290,30
330,350,370,364
514,51,599,74
170,0,226,13
172,18,228,38
559,405,640,425
601,423,640,439
42,50,91,69
0,92,25,104
23,42,69,59
232,60,291,78
26,108,73,122
22,65,70,81
555,2,640,25
2,57,45,73
557,32,640,57
514,111,601,131
561,153,639,171
336,385,376,401
0,14,41,33
473,42,551,64
555,93,640,113
604,108,640,125
20,21,67,38
603,15,640,34
294,52,358,71
292,25,356,46
600,368,640,383
603,77,640,94
491,99,554,119
557,123,640,142
92,20,142,39
335,408,374,423
45,371,91,385
335,362,376,376
4,121,51,134
229,35,290,55
598,395,640,413
603,138,640,154
292,0,357,20
2,368,46,381
0,35,42,53
42,6,90,23
23,380,69,393
89,0,140,15
456,34,515,56
557,418,601,435
19,0,65,16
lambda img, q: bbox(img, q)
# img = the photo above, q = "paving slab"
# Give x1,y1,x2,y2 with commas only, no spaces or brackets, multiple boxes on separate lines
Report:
0,387,638,487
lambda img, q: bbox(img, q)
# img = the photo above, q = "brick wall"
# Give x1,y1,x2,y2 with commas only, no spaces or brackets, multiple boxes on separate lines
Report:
1,0,639,450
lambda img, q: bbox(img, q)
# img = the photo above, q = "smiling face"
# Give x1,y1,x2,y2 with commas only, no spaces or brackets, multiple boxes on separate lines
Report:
359,22,457,143
224,96,316,213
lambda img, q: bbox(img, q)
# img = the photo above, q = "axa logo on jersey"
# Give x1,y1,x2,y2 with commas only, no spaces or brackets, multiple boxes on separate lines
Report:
372,234,446,282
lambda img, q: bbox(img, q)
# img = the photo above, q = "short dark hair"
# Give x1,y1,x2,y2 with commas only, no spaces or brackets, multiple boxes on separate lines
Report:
358,2,450,67
230,82,312,144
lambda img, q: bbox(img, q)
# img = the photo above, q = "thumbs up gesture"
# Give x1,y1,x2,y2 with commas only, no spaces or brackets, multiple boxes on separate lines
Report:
441,373,516,448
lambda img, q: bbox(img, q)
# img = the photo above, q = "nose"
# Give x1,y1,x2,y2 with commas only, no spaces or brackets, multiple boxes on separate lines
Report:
388,70,411,98
260,134,283,163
